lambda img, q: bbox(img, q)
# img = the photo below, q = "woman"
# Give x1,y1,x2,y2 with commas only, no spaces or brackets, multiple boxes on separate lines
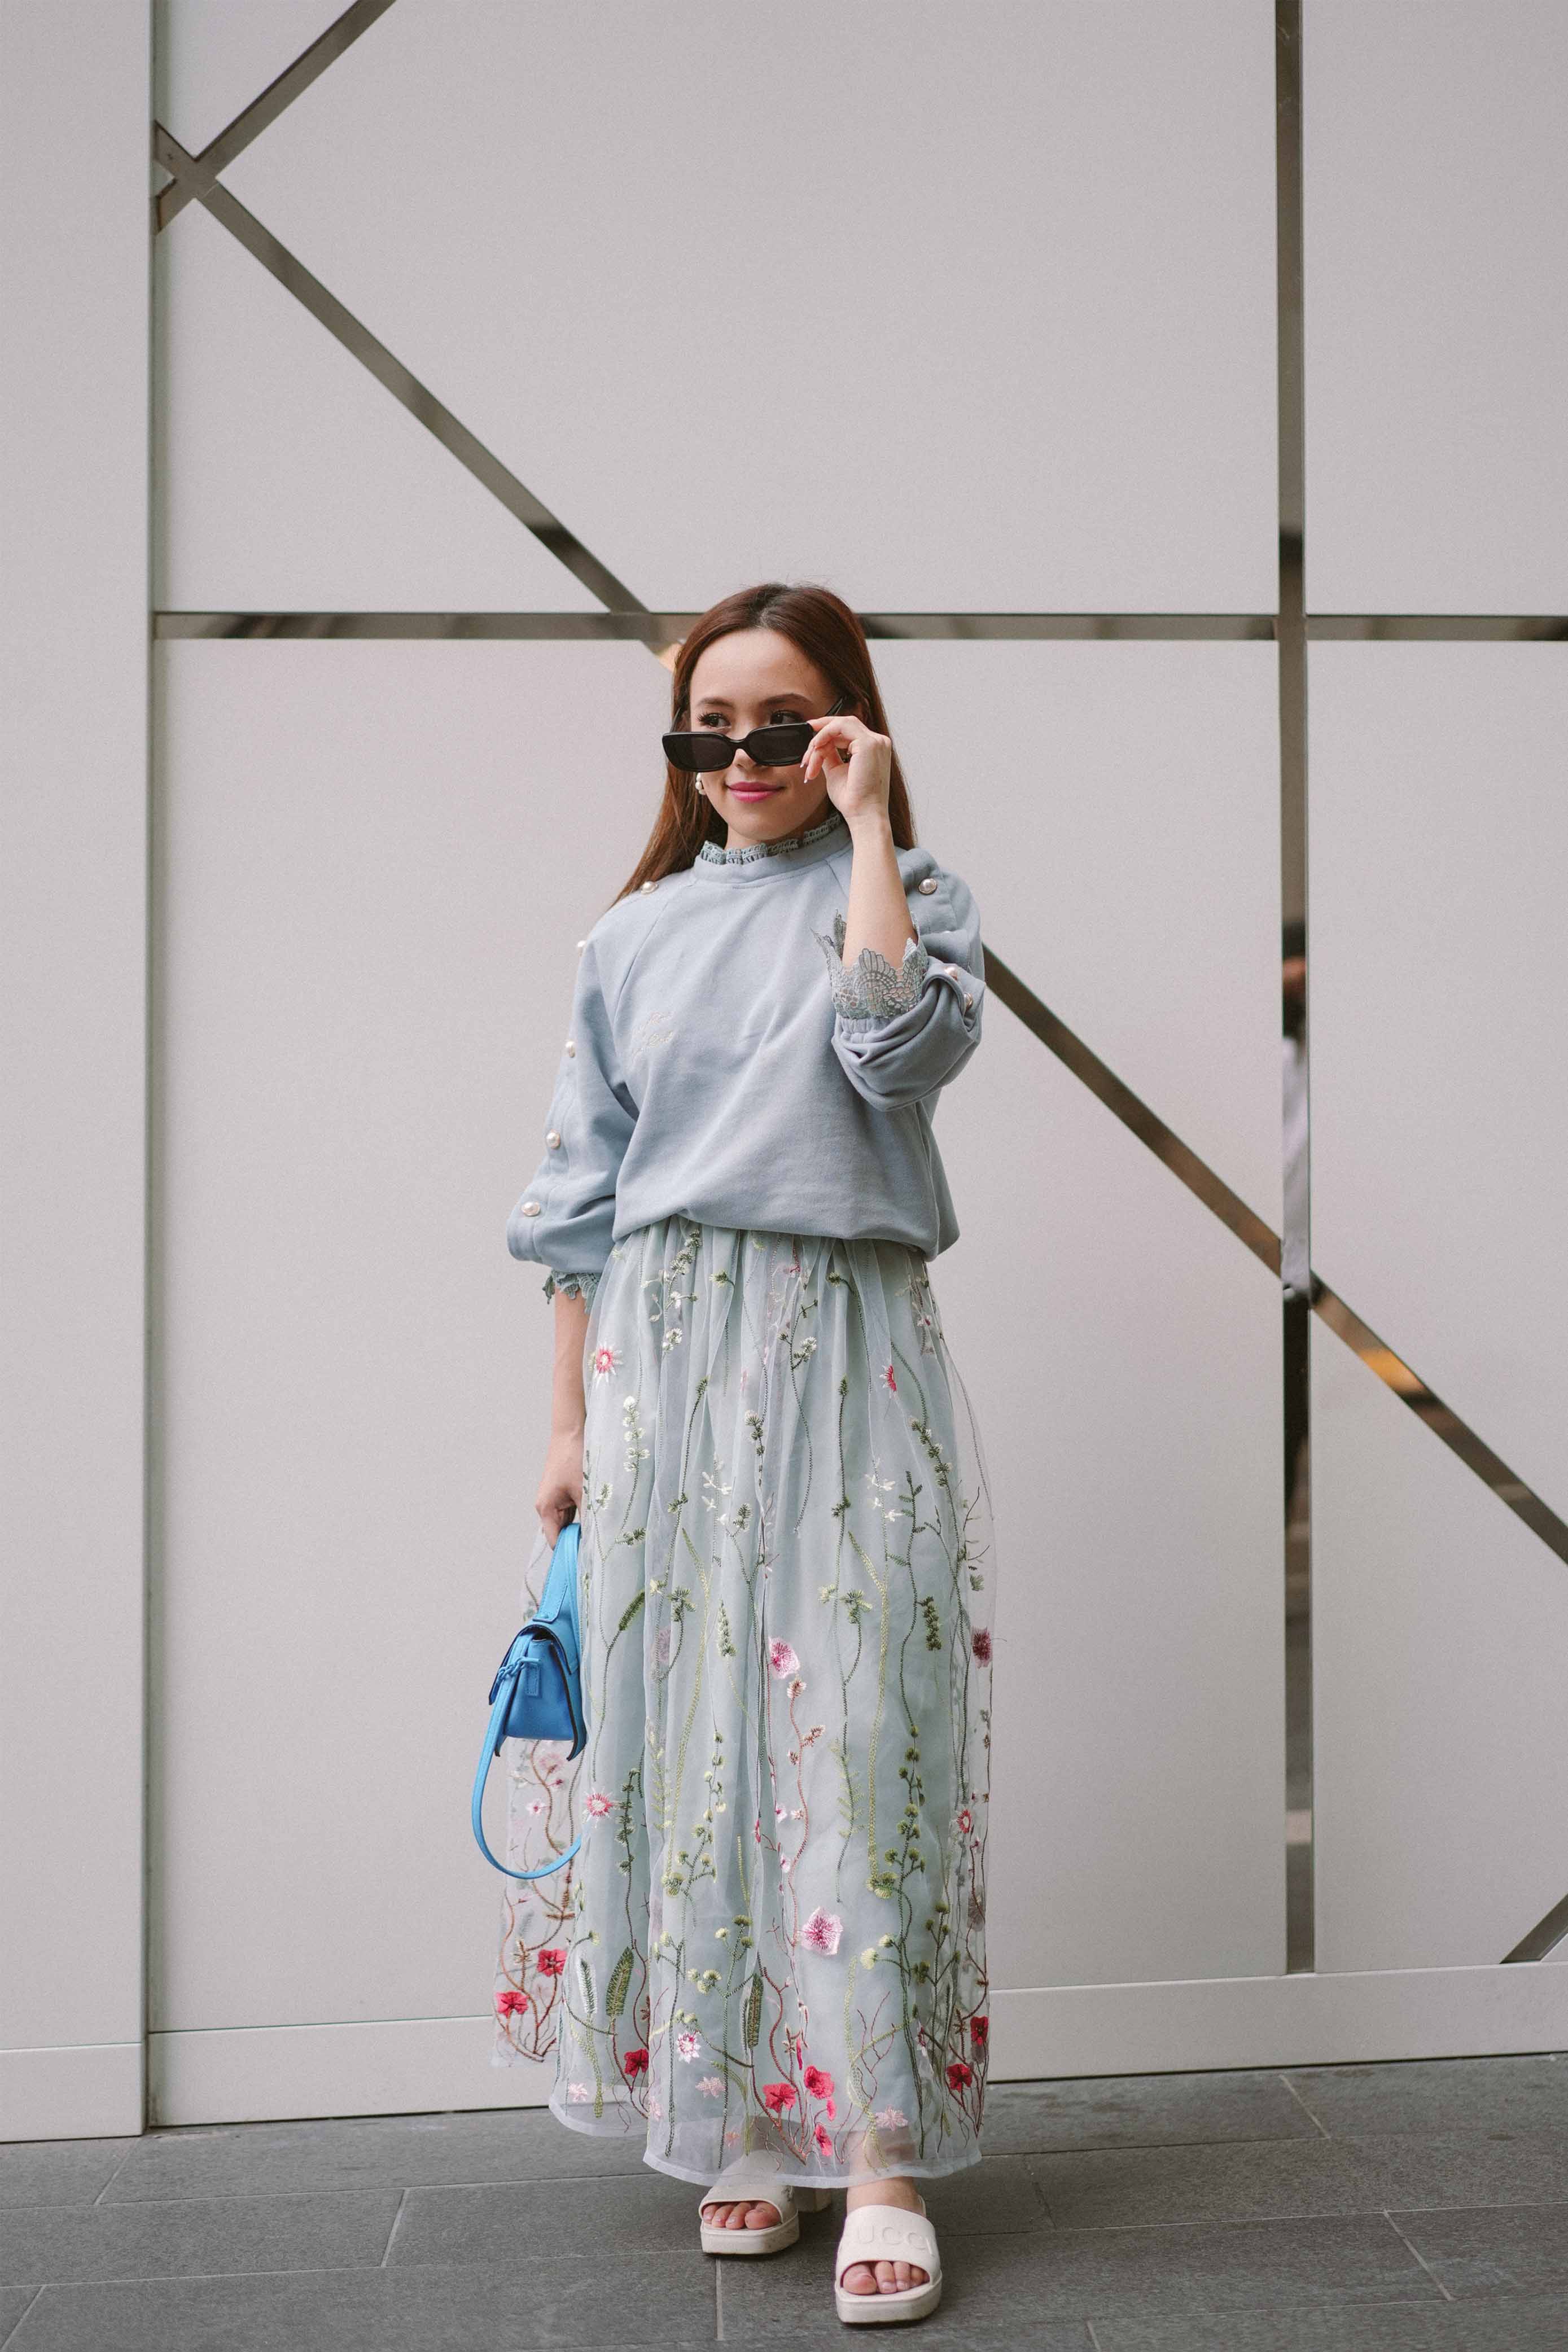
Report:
493,581,996,2326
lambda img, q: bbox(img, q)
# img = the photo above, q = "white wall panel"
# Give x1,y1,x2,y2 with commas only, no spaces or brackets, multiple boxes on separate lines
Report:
942,1001,1287,1991
155,196,602,611
157,0,356,154
873,640,1282,1237
1303,0,1568,612
214,0,1278,615
154,636,1286,2058
152,640,672,2034
1,0,150,2143
1313,1316,1568,1975
1308,645,1568,1527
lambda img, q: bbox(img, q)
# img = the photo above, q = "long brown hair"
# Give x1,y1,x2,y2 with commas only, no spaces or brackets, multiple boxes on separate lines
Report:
612,581,917,905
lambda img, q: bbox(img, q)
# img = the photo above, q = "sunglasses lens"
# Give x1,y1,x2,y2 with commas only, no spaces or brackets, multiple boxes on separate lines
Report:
746,721,813,766
663,732,730,772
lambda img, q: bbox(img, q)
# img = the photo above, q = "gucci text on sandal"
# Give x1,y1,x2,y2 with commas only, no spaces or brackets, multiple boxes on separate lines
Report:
834,2195,943,2324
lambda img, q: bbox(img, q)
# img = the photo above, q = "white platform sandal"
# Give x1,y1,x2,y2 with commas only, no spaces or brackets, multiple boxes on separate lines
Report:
697,2153,835,2255
833,2193,943,2324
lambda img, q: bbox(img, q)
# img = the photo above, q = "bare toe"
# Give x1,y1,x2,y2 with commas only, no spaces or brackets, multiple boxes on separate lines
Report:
842,2260,879,2294
701,2196,779,2232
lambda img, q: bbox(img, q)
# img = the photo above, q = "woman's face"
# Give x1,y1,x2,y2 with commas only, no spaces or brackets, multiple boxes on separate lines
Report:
684,628,844,847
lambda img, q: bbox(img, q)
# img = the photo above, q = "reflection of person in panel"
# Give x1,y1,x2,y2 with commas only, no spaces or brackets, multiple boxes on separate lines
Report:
494,582,995,2322
1281,916,1312,1512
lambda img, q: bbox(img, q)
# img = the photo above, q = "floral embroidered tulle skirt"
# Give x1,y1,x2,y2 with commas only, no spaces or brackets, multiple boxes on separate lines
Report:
492,1214,997,2189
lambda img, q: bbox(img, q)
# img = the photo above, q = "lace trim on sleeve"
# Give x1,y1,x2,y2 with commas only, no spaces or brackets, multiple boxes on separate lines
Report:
812,909,930,1019
542,1268,601,1309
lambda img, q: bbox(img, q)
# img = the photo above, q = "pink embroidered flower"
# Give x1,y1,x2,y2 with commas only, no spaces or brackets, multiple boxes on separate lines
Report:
874,2105,908,2128
803,2064,835,2099
623,2047,650,2078
763,2081,796,2114
813,2120,834,2154
801,1908,843,1956
535,1947,567,1977
945,2059,974,2090
585,1790,615,1817
494,1988,529,2019
956,1807,973,1835
591,1344,620,1378
972,1626,992,1663
970,2015,989,2047
768,1638,800,1678
697,2074,725,2097
676,2030,701,2061
882,1361,897,1393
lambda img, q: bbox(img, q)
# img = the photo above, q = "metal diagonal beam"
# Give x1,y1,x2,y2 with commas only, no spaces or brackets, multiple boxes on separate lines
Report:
154,0,400,231
1312,1285,1568,1568
1505,1895,1568,1965
983,949,1280,1271
151,126,649,617
987,943,1568,1567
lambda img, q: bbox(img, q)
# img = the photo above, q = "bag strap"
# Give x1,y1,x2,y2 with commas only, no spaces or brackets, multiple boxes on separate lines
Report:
472,1519,586,1880
471,1659,584,1880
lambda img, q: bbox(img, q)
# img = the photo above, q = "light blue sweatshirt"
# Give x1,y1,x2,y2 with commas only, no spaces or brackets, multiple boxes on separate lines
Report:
505,806,985,1306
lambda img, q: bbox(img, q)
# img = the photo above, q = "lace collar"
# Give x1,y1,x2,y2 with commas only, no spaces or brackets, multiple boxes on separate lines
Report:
695,808,848,866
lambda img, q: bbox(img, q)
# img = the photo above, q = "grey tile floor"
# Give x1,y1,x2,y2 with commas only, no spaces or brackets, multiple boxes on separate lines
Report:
6,2055,1568,2349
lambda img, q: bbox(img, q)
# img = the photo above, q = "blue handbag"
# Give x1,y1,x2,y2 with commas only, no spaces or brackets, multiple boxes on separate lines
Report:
471,1517,587,1880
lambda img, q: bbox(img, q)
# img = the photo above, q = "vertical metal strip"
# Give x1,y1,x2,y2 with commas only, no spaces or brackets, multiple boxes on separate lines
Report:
1275,0,1314,1974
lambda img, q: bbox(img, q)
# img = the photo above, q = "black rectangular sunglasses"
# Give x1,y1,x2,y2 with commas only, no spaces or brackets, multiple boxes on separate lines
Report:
663,692,850,774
